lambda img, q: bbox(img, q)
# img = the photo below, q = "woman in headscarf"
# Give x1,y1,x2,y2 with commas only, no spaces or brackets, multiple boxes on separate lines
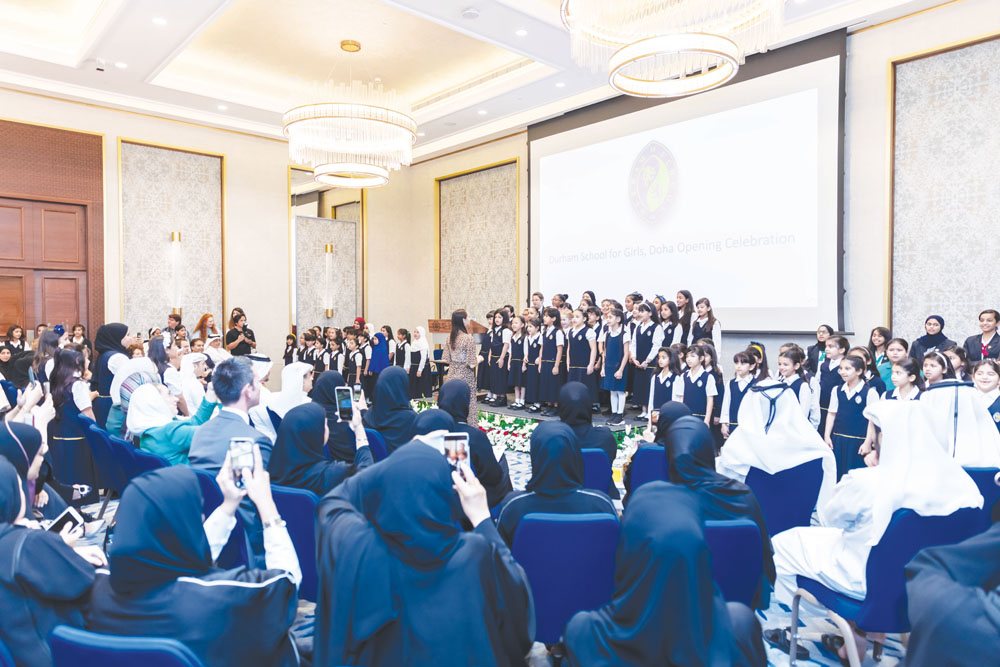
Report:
409,325,432,399
558,381,619,498
666,416,775,608
94,323,133,435
622,401,692,503
909,315,954,363
362,366,418,453
310,370,357,463
268,362,313,420
128,382,218,465
0,411,70,522
495,421,617,546
0,343,14,382
564,482,765,667
314,442,534,666
269,402,372,496
0,458,103,667
369,330,391,376
109,355,158,436
179,352,210,420
437,379,512,507
87,461,301,667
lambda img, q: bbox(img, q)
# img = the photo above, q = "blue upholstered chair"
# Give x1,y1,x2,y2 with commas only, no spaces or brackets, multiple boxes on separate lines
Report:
704,518,764,607
78,417,126,519
629,445,668,491
191,468,251,569
49,625,204,667
745,458,824,536
364,428,388,461
962,467,1000,532
0,380,16,408
512,512,620,644
0,635,15,667
580,448,612,493
789,507,981,667
92,396,113,431
270,484,320,602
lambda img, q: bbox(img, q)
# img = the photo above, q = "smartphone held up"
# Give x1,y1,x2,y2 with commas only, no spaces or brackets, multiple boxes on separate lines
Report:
229,437,255,489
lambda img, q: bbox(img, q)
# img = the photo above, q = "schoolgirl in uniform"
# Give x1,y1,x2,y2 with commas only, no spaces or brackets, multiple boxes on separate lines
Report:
941,344,970,381
300,332,318,369
357,331,374,398
720,350,757,438
538,307,565,416
381,326,396,366
922,350,956,387
746,342,770,382
675,290,694,345
587,306,605,412
689,297,722,350
701,343,726,447
824,356,878,479
885,358,923,401
848,346,887,396
410,326,431,399
647,346,683,421
488,310,511,407
283,335,298,365
507,316,526,409
344,336,362,388
394,329,411,369
629,303,664,421
523,318,543,412
867,327,892,388
599,308,630,424
883,338,909,390
477,310,495,397
311,334,331,381
566,308,599,405
4,325,26,354
776,346,815,425
327,339,344,376
675,345,717,426
817,335,849,435
658,301,680,347
971,359,1000,432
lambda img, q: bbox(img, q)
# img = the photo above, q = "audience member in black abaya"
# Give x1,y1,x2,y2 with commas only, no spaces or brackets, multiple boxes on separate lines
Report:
314,442,534,667
665,416,775,609
558,382,620,498
904,521,1000,666
495,421,617,546
0,410,70,522
0,459,104,667
310,370,356,463
361,366,417,453
622,401,692,504
269,402,373,496
564,482,765,667
411,407,456,436
87,459,301,667
437,379,512,507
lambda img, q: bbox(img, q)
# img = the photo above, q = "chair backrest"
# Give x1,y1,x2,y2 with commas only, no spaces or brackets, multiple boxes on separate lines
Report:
271,484,320,602
365,428,388,461
0,634,15,667
108,433,158,483
744,458,824,536
266,407,282,433
191,468,250,569
859,507,980,632
704,519,763,607
962,467,1000,532
0,380,16,408
92,396,113,430
131,447,171,474
629,446,668,491
49,625,204,667
512,512,620,644
81,419,129,496
580,448,612,493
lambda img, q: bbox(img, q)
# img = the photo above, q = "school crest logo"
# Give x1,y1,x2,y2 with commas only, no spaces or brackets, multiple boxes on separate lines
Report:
629,141,678,223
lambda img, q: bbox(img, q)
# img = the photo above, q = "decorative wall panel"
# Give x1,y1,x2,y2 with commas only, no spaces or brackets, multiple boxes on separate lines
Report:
892,37,1000,340
334,201,360,223
439,162,517,320
295,216,359,330
120,142,223,334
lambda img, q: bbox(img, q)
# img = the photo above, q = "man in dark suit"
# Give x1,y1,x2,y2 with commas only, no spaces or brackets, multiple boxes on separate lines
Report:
189,356,273,564
963,309,1000,362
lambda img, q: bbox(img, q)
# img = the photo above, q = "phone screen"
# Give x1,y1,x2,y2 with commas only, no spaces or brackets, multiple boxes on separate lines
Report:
229,438,255,489
335,386,353,421
443,432,470,470
352,384,363,402
47,506,83,534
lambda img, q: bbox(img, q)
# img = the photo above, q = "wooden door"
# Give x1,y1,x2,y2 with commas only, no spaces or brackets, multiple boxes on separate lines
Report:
0,270,30,334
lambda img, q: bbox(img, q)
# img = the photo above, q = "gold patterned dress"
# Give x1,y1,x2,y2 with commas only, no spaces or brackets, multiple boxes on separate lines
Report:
443,331,478,420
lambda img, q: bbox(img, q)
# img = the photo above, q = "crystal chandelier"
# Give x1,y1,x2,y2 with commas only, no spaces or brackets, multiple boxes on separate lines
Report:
283,71,417,187
560,0,784,97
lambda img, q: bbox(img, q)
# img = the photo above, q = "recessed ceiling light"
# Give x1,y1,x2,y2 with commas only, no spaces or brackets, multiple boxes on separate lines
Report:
374,76,382,83
152,16,167,26
217,104,228,111
461,7,480,19
444,122,457,127
417,132,425,137
477,109,487,115
114,62,128,69
515,28,527,37
555,81,566,88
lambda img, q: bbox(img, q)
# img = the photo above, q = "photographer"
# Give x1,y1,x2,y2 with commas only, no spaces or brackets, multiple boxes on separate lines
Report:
225,309,256,356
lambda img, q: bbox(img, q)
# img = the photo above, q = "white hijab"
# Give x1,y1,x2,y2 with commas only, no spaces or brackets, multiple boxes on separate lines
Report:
860,400,983,546
269,362,312,418
179,353,207,414
126,383,176,436
919,381,1000,466
717,380,837,509
411,326,429,353
111,357,157,406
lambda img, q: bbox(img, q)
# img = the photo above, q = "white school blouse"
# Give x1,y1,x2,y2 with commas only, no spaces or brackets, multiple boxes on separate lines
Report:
688,316,723,351
778,375,815,424
828,381,879,414
719,375,755,425
647,371,683,414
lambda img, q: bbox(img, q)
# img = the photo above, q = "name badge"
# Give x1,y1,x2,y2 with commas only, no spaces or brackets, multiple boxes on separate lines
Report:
994,413,1000,423
855,396,862,404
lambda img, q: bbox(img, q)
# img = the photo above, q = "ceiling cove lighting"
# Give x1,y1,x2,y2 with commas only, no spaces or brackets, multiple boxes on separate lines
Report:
560,0,783,97
282,41,417,188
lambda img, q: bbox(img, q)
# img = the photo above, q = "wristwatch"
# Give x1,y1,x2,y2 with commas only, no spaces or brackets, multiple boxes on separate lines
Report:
262,516,286,529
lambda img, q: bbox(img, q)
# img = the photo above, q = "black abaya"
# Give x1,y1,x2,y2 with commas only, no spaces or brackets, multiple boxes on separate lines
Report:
86,466,298,667
311,371,356,462
268,402,372,496
495,421,617,546
564,482,765,667
314,444,534,667
438,379,512,507
558,382,620,498
0,420,68,521
361,366,417,452
622,401,692,504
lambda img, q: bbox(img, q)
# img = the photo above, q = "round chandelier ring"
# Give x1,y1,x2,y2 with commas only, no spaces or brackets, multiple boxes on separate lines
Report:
608,33,740,98
314,163,389,188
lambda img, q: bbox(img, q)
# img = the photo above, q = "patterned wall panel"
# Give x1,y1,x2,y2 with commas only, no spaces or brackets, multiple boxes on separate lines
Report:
334,201,360,223
439,162,517,320
295,216,358,330
892,37,1000,340
120,142,223,334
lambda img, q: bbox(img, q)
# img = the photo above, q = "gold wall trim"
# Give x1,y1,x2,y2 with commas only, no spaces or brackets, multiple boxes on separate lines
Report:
884,28,1000,328
434,158,520,319
117,138,227,326
361,189,368,319
412,131,527,167
853,0,966,35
